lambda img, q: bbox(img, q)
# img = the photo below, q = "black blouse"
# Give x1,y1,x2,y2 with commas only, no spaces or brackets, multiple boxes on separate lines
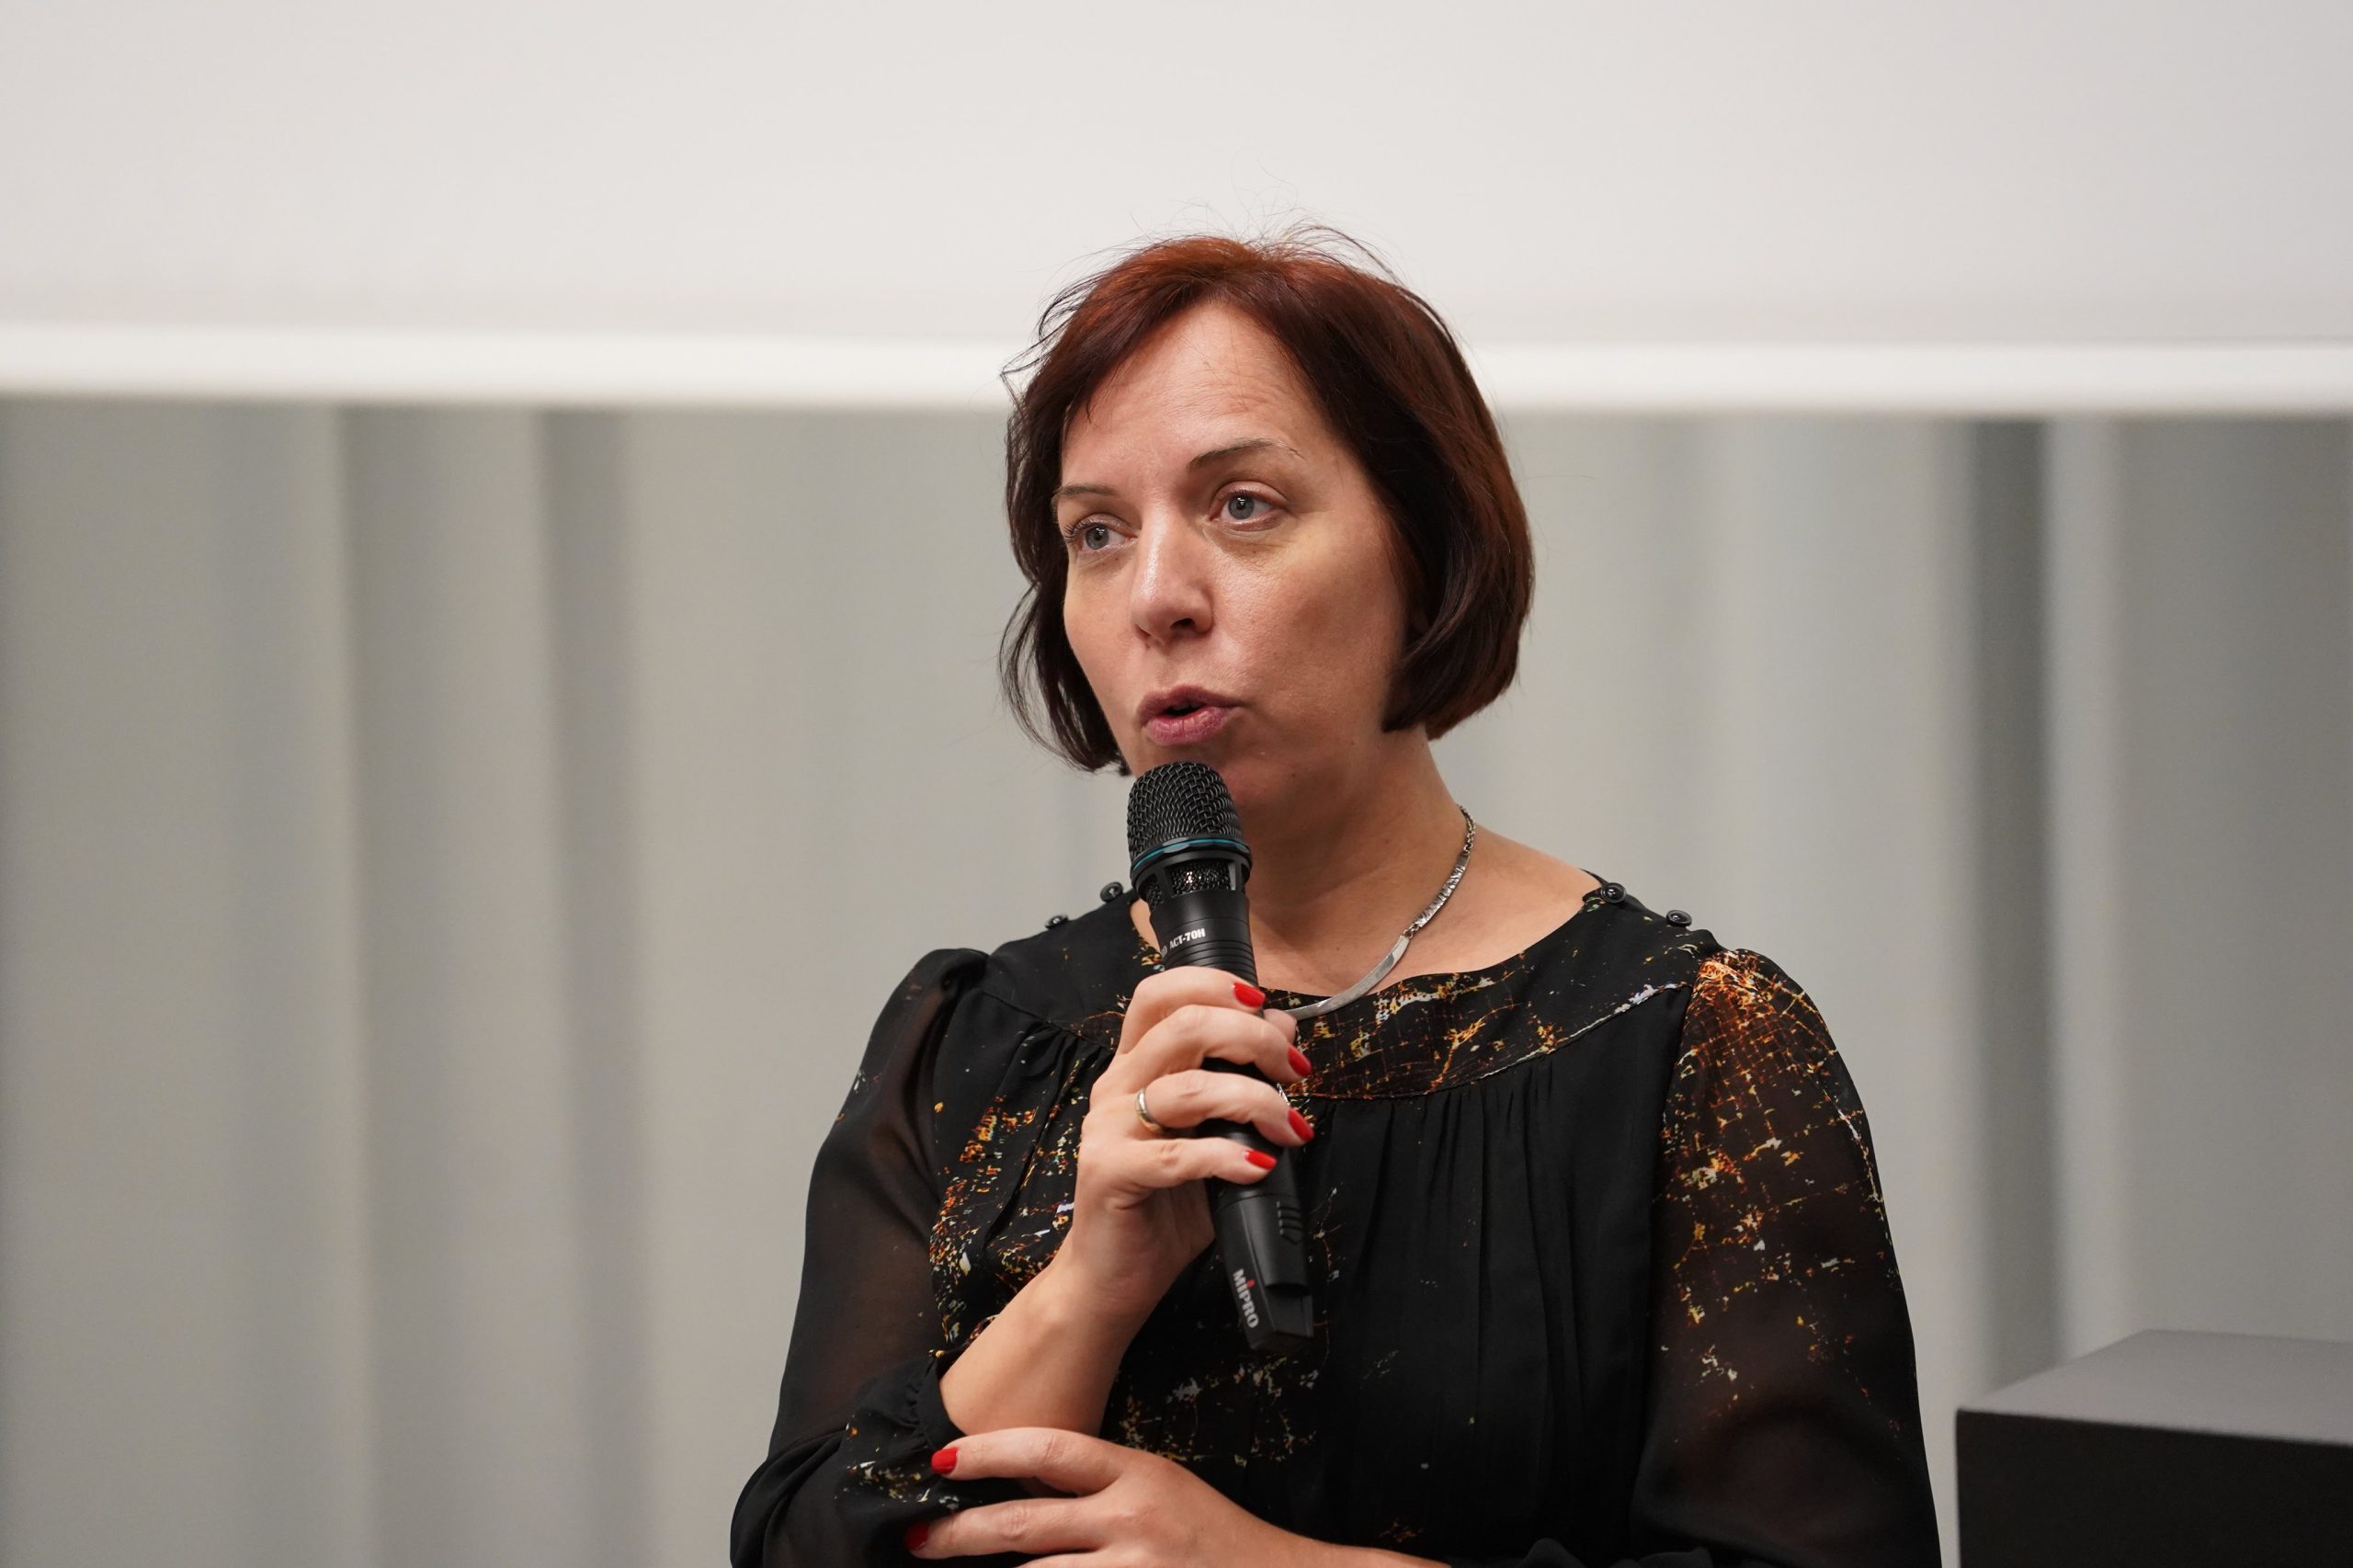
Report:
732,877,1941,1567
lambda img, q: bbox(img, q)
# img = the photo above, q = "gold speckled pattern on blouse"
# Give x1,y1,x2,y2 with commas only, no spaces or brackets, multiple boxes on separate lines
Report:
810,885,1943,1564
1652,947,1907,1437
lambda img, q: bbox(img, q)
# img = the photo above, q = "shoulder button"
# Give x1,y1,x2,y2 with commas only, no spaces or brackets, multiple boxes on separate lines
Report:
1098,881,1125,903
1045,913,1069,928
1600,881,1626,903
1665,908,1692,926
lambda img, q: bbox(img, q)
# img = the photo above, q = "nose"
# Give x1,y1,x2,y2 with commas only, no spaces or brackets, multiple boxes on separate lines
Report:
1128,510,1214,643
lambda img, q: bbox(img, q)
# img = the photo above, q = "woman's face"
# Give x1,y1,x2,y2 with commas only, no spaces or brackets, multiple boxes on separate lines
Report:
1055,299,1414,814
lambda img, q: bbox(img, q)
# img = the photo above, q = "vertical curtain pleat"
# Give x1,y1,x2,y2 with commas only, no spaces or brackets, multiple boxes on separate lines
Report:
2043,418,2353,1359
0,402,378,1566
340,407,596,1567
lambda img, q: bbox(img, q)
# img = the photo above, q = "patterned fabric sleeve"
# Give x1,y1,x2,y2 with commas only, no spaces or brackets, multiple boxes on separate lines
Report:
729,947,1027,1568
1626,947,1942,1566
1442,948,1938,1568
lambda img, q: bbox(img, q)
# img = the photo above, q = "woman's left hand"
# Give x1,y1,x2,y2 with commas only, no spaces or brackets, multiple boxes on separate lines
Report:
904,1427,1330,1566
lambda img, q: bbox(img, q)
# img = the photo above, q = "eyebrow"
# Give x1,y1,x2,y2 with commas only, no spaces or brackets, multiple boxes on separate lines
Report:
1051,437,1304,506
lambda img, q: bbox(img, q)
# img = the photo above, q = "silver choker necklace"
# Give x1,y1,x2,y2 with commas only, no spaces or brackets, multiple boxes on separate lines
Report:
1275,804,1477,1019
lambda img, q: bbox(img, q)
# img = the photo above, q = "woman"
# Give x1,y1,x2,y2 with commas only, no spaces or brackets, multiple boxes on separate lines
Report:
731,228,1941,1567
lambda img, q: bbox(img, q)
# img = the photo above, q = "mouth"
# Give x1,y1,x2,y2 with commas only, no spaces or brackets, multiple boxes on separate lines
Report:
1140,688,1240,746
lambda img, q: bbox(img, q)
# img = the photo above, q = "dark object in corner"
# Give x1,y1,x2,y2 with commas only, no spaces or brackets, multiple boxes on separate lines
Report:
1959,1328,2353,1565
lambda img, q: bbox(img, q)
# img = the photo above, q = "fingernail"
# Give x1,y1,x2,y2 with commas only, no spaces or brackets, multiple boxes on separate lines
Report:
1288,1107,1313,1142
929,1445,958,1475
1287,1046,1312,1076
1245,1148,1277,1169
904,1520,931,1551
1233,980,1267,1008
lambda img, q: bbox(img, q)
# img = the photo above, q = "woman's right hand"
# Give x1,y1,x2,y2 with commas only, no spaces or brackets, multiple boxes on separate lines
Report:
1052,967,1314,1324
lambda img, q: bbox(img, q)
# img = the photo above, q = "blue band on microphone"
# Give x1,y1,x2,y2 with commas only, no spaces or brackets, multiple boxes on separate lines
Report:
1129,835,1250,881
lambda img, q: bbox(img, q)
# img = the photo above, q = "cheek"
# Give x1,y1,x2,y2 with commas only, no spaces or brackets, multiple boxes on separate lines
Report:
1234,571,1404,709
1062,579,1113,661
1289,550,1408,650
1059,593,1120,712
1287,596,1388,664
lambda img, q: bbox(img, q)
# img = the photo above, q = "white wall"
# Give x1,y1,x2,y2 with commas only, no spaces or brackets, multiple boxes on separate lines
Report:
2,2,2350,406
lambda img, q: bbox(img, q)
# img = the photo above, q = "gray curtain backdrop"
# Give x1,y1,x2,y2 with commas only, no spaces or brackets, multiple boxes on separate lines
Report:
2,401,2347,1568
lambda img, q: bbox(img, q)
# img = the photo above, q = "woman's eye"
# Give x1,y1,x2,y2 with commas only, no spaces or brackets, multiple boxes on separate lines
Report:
1067,520,1117,553
1222,492,1277,524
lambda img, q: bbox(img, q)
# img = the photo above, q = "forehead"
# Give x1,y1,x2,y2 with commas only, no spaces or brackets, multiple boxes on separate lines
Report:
1063,301,1318,460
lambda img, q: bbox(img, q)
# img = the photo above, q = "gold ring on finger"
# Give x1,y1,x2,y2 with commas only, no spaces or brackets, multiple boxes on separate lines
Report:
1135,1085,1167,1135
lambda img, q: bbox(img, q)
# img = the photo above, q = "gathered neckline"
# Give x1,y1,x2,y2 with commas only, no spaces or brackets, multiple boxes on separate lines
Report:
1120,870,1614,1014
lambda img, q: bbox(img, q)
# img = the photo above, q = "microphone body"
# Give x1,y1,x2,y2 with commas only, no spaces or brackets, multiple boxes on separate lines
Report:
1127,763,1313,1354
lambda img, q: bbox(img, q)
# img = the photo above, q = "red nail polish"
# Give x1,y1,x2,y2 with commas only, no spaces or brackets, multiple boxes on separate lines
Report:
1233,980,1267,1008
1245,1148,1277,1169
1288,1046,1312,1076
904,1520,931,1550
929,1445,958,1474
1288,1108,1313,1142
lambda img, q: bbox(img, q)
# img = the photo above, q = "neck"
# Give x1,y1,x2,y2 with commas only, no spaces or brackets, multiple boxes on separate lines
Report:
1222,735,1467,994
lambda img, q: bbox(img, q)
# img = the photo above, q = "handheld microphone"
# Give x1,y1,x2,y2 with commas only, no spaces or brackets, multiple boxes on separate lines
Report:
1125,761,1313,1354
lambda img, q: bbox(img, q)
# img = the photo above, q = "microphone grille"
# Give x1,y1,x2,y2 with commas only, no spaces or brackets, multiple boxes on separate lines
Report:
1126,761,1245,864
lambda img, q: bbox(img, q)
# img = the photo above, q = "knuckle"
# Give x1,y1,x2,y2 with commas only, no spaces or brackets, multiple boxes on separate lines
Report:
1174,1014,1227,1066
1181,1072,1230,1113
1231,1075,1276,1115
1149,1074,1192,1123
1137,1004,1190,1051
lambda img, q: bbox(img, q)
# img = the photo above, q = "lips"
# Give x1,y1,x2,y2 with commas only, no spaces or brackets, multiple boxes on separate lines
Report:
1137,685,1240,745
1143,702,1235,745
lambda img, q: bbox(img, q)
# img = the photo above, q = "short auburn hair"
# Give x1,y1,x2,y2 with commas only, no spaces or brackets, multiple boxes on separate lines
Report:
997,223,1535,776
